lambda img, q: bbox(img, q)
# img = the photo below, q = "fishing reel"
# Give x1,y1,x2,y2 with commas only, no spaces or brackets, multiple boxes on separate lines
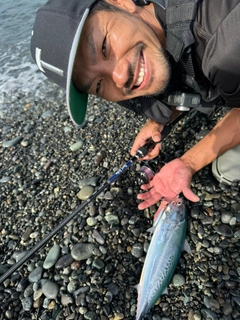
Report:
136,155,164,185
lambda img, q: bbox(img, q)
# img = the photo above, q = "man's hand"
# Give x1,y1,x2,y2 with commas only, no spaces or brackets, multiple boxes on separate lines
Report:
137,158,200,210
130,119,164,160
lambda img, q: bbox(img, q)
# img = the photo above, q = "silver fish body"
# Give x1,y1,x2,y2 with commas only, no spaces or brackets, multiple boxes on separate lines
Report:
136,197,187,320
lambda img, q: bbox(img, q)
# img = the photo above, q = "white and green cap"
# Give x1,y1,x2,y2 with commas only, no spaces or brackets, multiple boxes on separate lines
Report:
31,0,98,125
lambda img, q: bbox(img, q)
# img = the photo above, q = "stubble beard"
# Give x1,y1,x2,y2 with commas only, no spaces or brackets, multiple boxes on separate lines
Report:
124,44,171,98
147,47,171,97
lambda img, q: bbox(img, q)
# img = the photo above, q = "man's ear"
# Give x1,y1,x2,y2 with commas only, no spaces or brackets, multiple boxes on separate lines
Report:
104,0,137,13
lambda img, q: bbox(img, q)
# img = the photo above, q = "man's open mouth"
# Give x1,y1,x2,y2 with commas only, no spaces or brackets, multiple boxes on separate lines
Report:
132,54,145,89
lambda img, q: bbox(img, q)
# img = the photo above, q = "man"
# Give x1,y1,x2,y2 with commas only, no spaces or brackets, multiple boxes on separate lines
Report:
31,0,240,210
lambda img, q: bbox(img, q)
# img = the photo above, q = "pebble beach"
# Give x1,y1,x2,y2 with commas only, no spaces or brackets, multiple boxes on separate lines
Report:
0,90,240,320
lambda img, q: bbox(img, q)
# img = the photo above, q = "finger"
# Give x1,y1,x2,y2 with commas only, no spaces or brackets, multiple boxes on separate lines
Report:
146,144,161,159
182,188,200,202
138,194,162,210
137,186,158,199
152,133,161,143
140,183,152,190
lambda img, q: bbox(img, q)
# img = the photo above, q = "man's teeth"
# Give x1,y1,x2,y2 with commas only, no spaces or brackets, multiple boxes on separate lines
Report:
135,57,145,87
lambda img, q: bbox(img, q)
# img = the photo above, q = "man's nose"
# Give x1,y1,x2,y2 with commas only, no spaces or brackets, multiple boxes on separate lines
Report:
112,59,129,89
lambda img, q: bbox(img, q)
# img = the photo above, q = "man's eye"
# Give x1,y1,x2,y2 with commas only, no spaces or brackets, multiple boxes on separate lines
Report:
102,37,107,58
96,79,102,95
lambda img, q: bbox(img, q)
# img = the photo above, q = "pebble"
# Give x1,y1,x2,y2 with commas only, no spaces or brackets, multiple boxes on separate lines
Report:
28,266,43,283
78,176,99,188
43,244,60,269
21,296,33,311
71,243,95,261
2,136,23,147
70,141,83,151
214,224,233,237
131,243,143,258
55,254,75,269
42,280,59,299
86,217,98,226
105,214,119,224
172,274,185,287
0,176,11,183
77,185,95,200
221,211,233,224
92,229,105,244
41,110,53,118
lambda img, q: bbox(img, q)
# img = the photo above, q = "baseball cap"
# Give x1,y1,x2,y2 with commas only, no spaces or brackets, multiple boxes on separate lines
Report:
30,0,98,125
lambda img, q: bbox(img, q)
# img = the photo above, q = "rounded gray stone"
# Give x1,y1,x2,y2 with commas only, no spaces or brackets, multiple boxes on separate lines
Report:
42,280,59,300
43,244,60,269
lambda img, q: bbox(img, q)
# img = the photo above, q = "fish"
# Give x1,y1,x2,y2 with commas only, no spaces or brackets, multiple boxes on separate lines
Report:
135,197,189,319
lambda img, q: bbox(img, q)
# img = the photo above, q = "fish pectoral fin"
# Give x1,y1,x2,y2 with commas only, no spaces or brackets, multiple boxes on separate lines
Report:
183,240,192,254
162,287,168,295
147,226,155,233
134,284,140,292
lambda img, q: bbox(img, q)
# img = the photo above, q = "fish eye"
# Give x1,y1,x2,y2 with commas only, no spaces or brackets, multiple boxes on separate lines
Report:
176,201,182,206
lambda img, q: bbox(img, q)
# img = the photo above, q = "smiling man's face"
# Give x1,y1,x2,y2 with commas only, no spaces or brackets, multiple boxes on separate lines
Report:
73,0,170,102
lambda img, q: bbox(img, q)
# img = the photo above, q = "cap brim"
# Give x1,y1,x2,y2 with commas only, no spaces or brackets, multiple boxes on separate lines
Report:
66,8,90,126
69,81,88,125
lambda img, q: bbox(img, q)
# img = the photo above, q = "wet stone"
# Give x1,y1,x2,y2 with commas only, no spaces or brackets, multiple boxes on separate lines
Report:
0,176,11,183
223,303,233,316
33,289,43,301
71,243,95,261
209,298,220,309
28,266,43,283
21,227,33,242
2,136,23,148
201,308,218,320
108,282,119,296
67,280,79,294
23,283,34,298
61,293,74,306
214,224,233,237
172,274,185,287
55,254,74,269
84,311,98,320
92,229,105,244
43,244,60,269
105,191,114,200
131,243,143,258
78,176,99,188
42,280,59,300
12,251,28,263
92,258,105,269
0,264,9,275
70,141,83,151
105,214,119,225
77,186,95,200
21,296,33,311
41,110,53,118
234,230,240,239
86,217,98,227
221,211,233,224
231,202,240,212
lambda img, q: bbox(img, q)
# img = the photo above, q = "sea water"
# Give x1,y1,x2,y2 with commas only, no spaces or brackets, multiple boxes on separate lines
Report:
0,0,62,107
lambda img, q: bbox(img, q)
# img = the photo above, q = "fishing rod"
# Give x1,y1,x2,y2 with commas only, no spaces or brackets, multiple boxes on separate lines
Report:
0,112,185,283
